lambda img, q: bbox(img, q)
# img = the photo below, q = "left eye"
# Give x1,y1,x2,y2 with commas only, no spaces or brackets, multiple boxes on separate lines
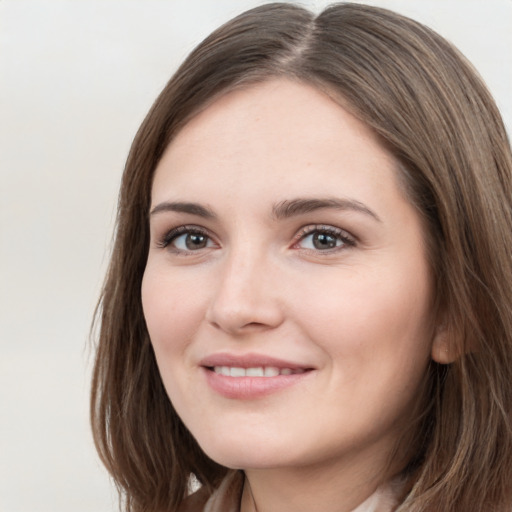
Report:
296,227,354,251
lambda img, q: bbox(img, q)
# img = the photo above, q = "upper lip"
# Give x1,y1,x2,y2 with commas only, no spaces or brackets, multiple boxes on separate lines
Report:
199,352,314,370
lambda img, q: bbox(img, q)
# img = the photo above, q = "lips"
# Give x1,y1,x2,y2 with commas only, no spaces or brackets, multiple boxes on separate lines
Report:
200,352,312,371
200,352,314,399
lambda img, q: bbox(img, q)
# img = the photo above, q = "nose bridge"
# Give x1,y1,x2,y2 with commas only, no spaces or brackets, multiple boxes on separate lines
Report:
223,243,259,291
207,238,283,333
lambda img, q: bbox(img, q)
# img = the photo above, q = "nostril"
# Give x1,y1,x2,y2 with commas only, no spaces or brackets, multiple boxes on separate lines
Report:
246,321,267,328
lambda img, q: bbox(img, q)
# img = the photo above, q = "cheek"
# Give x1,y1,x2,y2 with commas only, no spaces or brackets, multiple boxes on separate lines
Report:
302,269,433,432
141,266,206,359
292,262,434,371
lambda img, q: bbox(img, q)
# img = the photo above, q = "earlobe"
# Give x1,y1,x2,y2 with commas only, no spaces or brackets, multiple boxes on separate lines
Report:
431,325,459,364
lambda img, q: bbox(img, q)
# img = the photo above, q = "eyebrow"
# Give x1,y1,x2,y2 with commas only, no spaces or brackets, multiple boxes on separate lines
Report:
150,201,217,219
272,197,381,222
149,197,381,222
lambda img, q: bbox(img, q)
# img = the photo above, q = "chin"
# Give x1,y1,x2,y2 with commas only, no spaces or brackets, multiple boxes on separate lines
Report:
194,433,296,470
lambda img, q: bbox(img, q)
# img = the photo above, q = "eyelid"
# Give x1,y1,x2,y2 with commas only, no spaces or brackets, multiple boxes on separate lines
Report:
155,224,217,252
292,224,356,252
155,223,355,255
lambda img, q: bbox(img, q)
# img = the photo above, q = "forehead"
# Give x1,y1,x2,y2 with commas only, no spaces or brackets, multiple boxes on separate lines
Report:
169,80,383,152
153,79,400,202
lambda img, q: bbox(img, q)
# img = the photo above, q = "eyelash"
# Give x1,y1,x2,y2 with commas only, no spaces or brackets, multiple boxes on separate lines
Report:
156,224,356,254
293,225,356,253
156,225,214,253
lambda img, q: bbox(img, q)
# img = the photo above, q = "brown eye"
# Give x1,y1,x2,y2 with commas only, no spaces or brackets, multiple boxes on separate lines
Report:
160,227,216,252
312,232,338,250
184,233,209,250
296,226,355,252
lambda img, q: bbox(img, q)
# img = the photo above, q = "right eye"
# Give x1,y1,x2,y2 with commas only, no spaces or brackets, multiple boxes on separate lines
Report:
157,226,217,253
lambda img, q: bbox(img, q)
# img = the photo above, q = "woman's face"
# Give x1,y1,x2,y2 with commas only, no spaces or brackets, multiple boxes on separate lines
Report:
142,79,441,474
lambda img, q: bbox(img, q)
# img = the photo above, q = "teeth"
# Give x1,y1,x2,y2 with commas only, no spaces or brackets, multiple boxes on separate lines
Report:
264,366,280,377
213,366,302,377
246,367,264,377
230,367,245,377
218,366,231,376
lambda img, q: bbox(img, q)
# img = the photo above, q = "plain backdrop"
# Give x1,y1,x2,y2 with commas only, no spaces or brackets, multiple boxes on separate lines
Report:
1,1,511,511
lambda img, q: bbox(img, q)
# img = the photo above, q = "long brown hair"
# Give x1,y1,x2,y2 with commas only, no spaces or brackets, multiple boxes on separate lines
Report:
91,3,512,511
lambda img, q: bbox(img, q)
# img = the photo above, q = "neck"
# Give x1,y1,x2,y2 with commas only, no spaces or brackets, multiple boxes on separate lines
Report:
240,449,399,512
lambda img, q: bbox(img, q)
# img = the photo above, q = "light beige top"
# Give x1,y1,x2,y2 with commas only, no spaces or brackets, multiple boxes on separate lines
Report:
179,471,400,512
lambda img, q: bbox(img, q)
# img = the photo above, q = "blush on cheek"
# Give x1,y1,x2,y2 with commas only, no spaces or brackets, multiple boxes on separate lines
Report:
142,281,204,364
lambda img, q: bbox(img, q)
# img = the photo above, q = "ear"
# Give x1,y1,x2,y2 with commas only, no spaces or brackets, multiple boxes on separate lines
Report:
431,324,460,364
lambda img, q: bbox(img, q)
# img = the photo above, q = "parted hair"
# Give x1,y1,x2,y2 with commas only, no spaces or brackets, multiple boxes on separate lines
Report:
91,3,512,511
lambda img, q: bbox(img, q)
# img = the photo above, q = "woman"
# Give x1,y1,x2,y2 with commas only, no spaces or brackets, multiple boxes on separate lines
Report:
91,3,512,511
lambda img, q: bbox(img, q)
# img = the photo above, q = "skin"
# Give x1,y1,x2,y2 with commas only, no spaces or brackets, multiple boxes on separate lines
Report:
141,79,446,512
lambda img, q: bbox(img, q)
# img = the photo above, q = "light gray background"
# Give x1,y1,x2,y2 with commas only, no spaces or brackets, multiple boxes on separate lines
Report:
1,1,511,511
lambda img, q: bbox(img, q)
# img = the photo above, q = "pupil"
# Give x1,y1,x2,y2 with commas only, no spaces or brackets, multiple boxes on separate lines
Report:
186,233,207,250
313,233,337,250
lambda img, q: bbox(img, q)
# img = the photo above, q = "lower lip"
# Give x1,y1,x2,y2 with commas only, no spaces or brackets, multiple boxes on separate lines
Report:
202,367,312,399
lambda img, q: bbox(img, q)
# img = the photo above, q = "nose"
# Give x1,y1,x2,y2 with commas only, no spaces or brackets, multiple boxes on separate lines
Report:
205,248,285,335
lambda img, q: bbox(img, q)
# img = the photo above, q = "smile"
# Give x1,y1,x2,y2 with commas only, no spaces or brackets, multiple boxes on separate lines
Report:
211,366,307,377
200,354,314,399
